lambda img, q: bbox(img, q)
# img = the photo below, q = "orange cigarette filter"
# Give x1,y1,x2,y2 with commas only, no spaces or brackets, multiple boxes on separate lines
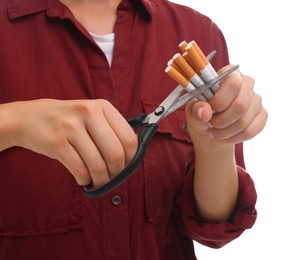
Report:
182,52,200,75
165,65,189,88
167,58,189,79
185,44,206,71
189,40,208,65
178,40,188,53
172,53,196,79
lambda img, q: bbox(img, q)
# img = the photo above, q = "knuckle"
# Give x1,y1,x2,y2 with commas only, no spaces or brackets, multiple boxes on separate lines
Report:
90,159,108,175
225,76,241,93
263,107,268,120
242,128,254,141
98,99,111,107
73,166,90,186
255,93,263,105
57,153,91,186
125,132,138,150
88,159,111,188
123,133,138,163
96,99,113,112
108,145,125,165
72,99,114,118
52,113,80,133
72,102,94,117
48,135,68,151
246,75,255,88
237,117,249,130
233,99,248,114
61,119,79,132
104,145,128,178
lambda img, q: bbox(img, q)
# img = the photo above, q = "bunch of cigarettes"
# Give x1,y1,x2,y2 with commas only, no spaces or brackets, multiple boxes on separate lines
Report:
165,40,219,101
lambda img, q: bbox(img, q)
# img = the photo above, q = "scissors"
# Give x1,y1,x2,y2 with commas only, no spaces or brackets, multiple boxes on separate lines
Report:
82,62,240,199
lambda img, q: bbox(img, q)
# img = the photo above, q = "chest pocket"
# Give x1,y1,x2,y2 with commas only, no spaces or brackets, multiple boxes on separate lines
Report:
142,99,194,223
0,149,84,237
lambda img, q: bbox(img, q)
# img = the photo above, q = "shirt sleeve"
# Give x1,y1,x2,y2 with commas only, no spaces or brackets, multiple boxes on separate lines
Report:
174,144,257,249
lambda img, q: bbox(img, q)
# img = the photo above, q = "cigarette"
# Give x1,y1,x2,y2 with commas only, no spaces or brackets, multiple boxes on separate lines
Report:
188,40,208,65
172,53,209,101
165,40,223,102
186,43,219,93
174,52,213,100
178,40,188,52
167,58,189,80
185,43,207,71
179,40,208,75
190,40,219,80
165,65,195,92
172,53,196,79
182,52,199,74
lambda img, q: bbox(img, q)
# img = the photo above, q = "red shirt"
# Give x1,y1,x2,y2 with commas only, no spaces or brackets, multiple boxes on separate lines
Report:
0,0,257,259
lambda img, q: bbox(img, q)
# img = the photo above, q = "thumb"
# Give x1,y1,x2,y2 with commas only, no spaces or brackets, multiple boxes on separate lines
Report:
185,100,213,124
185,100,214,140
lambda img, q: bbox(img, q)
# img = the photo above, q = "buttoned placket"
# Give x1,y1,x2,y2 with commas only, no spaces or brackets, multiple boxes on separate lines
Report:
48,3,133,258
82,3,133,259
86,49,132,260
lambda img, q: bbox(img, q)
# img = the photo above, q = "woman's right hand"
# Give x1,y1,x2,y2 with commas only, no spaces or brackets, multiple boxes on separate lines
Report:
0,99,138,188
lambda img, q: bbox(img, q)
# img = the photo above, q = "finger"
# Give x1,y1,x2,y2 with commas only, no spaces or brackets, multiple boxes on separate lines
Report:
68,127,110,188
211,77,254,129
195,101,213,123
103,104,138,164
86,116,127,180
209,67,243,113
55,140,92,186
211,93,265,141
222,106,268,143
185,100,213,137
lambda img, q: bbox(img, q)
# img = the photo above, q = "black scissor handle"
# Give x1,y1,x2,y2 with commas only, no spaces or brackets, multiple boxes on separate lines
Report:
82,123,159,199
126,113,148,129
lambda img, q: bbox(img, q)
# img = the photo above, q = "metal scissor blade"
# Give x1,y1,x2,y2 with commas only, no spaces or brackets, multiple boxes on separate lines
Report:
206,50,217,61
142,50,219,124
142,85,185,124
162,65,240,118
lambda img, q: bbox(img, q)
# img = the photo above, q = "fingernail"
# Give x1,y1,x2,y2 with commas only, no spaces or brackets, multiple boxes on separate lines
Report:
197,107,203,119
206,122,213,128
207,131,214,139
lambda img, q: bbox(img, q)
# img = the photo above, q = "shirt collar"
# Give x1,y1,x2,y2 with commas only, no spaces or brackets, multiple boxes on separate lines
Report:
6,0,47,20
6,0,155,20
136,0,157,14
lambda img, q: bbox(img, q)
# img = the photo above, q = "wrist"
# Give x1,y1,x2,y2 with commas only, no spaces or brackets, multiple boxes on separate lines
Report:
190,133,236,166
0,102,22,151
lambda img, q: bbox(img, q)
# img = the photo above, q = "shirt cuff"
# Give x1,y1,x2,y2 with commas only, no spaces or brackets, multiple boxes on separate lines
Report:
175,165,257,248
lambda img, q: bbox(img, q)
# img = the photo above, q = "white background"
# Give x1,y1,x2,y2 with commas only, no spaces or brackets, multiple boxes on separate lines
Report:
170,1,292,259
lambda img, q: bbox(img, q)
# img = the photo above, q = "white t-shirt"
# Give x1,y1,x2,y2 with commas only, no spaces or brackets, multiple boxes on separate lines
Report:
90,33,115,66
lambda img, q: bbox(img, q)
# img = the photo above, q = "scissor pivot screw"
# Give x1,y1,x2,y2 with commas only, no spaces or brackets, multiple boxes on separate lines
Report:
154,106,165,116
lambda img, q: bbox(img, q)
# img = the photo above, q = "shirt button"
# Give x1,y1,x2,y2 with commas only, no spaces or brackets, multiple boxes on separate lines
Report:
182,124,188,133
112,195,122,206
